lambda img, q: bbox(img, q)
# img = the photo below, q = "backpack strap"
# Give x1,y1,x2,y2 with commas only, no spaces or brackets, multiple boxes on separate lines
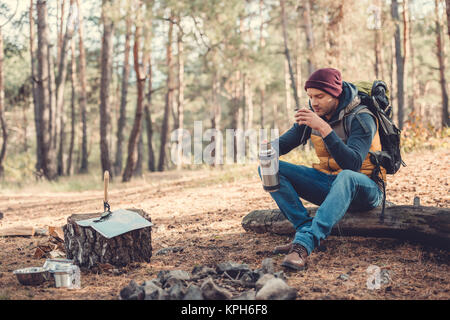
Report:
369,151,387,224
343,104,377,138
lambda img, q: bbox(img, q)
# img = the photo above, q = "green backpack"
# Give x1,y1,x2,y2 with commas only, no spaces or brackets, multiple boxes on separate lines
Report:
352,80,406,222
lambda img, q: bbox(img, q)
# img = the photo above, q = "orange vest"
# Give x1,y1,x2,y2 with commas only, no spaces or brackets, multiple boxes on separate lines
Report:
310,96,387,182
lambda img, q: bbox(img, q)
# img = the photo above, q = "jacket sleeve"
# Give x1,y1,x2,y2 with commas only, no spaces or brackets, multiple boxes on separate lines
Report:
322,113,377,171
271,123,307,156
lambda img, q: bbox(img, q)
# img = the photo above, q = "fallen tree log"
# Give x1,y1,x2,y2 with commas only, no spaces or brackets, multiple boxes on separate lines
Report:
63,208,152,270
242,205,450,250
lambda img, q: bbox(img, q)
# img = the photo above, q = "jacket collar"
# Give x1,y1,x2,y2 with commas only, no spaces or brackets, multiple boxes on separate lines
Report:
328,81,360,123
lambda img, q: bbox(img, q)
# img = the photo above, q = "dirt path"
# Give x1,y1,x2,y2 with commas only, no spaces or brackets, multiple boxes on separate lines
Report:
0,148,448,300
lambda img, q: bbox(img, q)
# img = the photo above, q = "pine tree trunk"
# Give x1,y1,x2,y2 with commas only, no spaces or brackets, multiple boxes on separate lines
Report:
390,37,397,114
76,0,89,173
402,0,409,117
123,18,146,182
99,0,114,178
30,0,43,174
392,0,405,129
114,15,132,176
280,0,299,114
374,0,384,79
23,101,29,153
66,34,77,176
260,89,265,128
56,0,65,70
408,5,417,115
176,25,184,170
144,56,155,172
134,125,143,177
158,14,174,172
211,70,222,166
446,0,450,41
48,43,57,153
303,0,316,75
284,59,291,121
435,0,450,127
259,0,266,129
295,17,302,103
326,1,345,69
244,76,253,131
36,0,57,180
0,28,7,178
56,0,77,176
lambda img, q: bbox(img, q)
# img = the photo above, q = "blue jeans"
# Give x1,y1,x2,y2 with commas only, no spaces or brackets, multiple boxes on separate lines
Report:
258,160,383,255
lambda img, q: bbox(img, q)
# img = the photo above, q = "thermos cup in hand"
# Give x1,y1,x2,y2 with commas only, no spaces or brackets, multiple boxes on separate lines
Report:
259,141,280,192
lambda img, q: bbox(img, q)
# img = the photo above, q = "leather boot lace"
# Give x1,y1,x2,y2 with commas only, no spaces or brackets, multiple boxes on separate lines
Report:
290,243,308,257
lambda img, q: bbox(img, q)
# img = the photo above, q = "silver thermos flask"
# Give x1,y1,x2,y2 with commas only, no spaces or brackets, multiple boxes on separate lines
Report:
259,141,280,192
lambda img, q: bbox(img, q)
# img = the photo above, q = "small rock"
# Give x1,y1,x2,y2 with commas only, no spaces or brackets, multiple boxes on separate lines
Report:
167,282,187,300
192,265,217,279
255,274,275,291
239,271,261,287
274,271,286,281
201,277,233,300
183,284,204,300
155,246,185,255
159,270,191,288
255,278,297,300
216,261,251,279
143,278,162,288
260,258,274,274
232,289,256,300
165,277,186,289
143,281,166,300
120,280,144,300
157,270,170,281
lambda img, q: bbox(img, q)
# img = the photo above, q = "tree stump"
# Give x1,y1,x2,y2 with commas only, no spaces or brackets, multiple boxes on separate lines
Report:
63,208,152,269
242,205,450,250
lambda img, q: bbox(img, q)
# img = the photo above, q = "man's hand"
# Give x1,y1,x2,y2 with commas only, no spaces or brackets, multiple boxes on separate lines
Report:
295,109,332,138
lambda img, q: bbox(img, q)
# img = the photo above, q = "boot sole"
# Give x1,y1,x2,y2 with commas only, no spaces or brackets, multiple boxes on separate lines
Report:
281,260,307,271
273,248,291,255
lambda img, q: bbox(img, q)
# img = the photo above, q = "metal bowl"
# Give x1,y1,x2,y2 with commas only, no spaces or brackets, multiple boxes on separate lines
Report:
13,267,50,286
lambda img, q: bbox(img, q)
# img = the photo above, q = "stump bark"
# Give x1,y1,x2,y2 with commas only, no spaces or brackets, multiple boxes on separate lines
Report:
63,208,152,269
242,205,450,250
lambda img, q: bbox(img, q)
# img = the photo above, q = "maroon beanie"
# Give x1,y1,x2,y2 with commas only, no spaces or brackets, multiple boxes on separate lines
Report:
304,68,343,98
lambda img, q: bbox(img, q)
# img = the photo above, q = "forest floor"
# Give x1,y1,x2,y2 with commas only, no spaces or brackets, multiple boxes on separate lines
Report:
0,145,449,300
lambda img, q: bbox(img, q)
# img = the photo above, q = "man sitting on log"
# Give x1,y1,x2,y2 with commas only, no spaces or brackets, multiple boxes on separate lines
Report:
258,68,385,271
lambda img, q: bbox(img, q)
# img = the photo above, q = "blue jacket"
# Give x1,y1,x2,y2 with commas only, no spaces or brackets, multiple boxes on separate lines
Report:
274,81,377,172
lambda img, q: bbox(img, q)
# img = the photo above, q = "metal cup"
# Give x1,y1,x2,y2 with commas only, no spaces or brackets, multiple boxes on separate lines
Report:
259,142,280,192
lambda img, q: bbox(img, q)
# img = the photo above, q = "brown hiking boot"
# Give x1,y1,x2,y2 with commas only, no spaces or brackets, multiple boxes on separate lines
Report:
273,243,292,255
281,243,308,271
